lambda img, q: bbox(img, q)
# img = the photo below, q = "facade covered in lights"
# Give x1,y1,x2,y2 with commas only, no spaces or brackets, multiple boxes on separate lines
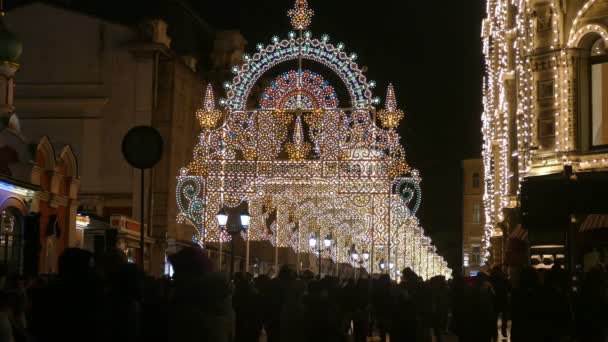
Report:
482,0,608,269
176,0,451,279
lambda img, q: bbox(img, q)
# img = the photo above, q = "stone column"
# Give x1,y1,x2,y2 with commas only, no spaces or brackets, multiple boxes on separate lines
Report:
0,62,18,116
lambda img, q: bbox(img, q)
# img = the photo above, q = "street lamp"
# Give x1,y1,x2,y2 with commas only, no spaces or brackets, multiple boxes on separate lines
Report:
362,250,370,262
323,235,332,248
216,207,250,278
216,208,228,227
351,249,359,262
310,233,332,278
350,245,369,279
240,209,251,227
240,209,251,274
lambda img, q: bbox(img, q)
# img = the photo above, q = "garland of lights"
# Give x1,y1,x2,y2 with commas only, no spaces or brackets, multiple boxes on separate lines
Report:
223,34,378,110
174,0,452,279
260,70,339,110
481,0,608,265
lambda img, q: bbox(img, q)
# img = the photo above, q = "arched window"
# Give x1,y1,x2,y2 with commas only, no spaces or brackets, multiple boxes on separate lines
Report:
590,38,608,147
0,208,23,271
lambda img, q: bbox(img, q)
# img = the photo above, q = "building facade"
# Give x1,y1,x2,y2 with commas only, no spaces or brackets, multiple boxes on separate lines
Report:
4,3,248,275
0,11,81,275
462,159,488,275
482,0,608,270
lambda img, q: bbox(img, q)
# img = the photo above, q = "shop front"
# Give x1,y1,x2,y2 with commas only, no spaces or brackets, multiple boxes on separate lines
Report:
83,215,156,272
521,171,608,271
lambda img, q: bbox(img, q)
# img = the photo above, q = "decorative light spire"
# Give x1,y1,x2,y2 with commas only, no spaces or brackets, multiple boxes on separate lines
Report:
293,114,305,145
196,84,223,129
286,115,311,160
378,83,404,129
288,0,314,30
385,84,398,112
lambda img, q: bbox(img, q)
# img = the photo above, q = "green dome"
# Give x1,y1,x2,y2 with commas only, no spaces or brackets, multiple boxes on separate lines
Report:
0,16,22,63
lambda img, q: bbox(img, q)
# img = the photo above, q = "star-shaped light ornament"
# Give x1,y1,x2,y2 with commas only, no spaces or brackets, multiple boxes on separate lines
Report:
196,84,223,129
378,84,405,129
288,0,314,30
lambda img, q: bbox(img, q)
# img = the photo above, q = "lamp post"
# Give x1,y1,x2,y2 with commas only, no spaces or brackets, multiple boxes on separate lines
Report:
310,233,332,278
241,209,251,273
216,208,228,271
378,259,395,275
216,207,251,278
349,245,370,279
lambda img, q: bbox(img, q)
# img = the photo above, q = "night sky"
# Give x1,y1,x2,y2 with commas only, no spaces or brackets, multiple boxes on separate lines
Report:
8,0,485,269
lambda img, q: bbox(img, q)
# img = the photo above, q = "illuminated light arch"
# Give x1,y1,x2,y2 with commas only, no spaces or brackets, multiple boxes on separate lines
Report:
174,0,452,279
225,35,375,110
568,0,606,46
568,24,608,47
260,70,339,110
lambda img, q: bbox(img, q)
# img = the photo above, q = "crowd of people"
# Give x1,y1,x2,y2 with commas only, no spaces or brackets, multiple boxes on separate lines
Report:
0,246,606,342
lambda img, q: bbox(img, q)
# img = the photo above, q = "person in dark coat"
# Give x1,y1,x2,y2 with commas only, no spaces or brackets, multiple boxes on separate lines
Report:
29,248,103,342
233,272,262,342
168,247,234,342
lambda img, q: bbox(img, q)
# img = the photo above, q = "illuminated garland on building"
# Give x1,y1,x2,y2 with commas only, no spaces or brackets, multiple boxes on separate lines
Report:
482,0,608,265
175,0,452,279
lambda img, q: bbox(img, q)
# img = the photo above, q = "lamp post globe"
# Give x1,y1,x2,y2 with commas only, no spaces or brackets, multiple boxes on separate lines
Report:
216,208,228,227
323,235,332,248
309,237,317,248
240,209,251,227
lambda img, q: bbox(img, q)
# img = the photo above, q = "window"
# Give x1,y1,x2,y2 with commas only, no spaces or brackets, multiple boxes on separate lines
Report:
472,204,481,224
471,245,481,266
472,172,480,188
591,38,608,147
538,80,555,100
164,255,174,278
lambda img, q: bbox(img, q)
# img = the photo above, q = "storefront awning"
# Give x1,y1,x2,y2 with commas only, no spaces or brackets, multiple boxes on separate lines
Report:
580,214,608,233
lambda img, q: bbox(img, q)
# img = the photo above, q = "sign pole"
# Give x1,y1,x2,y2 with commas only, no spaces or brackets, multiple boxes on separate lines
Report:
140,168,145,270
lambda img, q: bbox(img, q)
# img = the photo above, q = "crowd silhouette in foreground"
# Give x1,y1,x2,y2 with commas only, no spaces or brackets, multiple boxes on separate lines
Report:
0,246,606,342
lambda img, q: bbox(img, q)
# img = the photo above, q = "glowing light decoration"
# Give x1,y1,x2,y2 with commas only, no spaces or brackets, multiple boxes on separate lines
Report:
378,84,405,129
480,0,607,265
288,0,314,30
225,35,373,110
260,70,339,110
173,0,451,278
196,84,223,129
285,115,312,160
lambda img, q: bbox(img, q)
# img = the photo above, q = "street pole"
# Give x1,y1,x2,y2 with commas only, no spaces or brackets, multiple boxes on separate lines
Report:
245,233,250,273
274,243,279,271
318,239,322,278
219,240,223,271
140,169,145,271
230,232,235,278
